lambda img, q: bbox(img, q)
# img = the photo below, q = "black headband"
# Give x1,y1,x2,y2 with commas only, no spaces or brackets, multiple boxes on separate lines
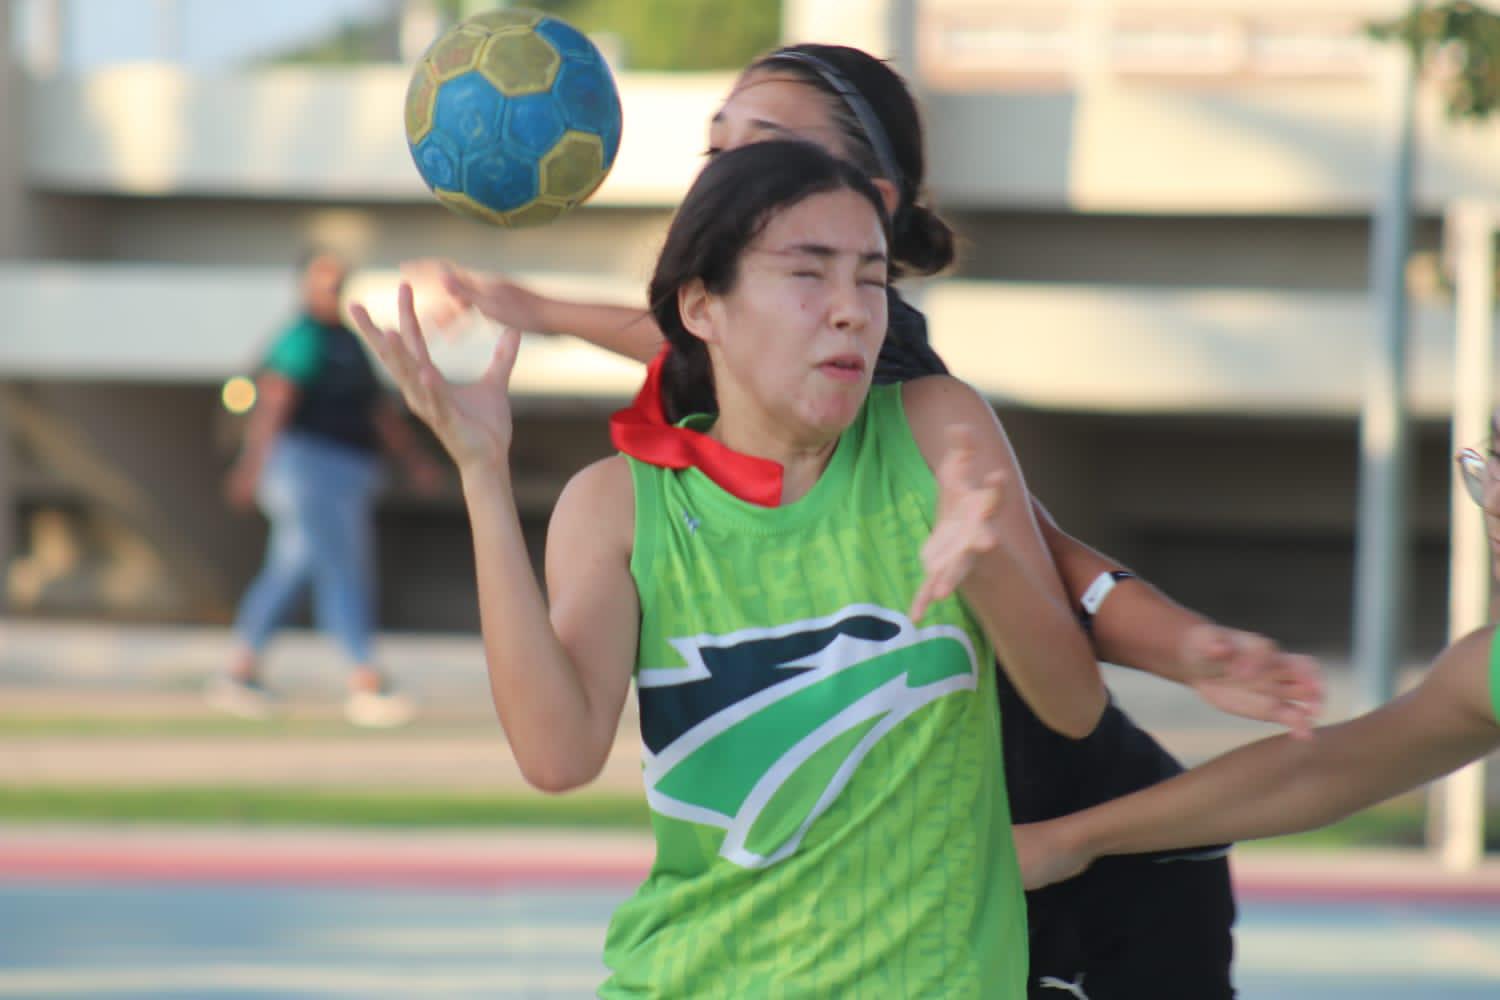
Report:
762,49,905,197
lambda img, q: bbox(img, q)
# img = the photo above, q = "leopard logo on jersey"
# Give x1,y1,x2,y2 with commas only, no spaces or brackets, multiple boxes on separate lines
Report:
636,603,979,869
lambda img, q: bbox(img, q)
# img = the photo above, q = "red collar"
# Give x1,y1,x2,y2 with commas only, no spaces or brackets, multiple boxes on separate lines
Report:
608,347,784,507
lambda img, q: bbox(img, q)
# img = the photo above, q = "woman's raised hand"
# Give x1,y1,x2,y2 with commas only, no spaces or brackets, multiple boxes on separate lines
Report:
1178,625,1326,738
401,259,548,335
351,282,521,475
909,425,1010,623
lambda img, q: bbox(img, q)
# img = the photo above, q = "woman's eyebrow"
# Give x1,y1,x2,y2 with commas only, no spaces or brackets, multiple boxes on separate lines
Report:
751,119,799,136
760,244,888,265
707,110,792,132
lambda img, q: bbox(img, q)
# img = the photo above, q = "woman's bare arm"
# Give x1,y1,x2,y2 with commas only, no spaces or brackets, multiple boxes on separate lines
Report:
1034,503,1323,733
352,287,639,792
904,376,1107,738
1017,625,1500,888
406,259,665,363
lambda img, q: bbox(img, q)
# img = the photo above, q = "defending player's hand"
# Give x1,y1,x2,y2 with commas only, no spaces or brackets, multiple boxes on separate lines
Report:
910,425,1009,623
401,259,547,337
351,283,521,475
1179,624,1325,738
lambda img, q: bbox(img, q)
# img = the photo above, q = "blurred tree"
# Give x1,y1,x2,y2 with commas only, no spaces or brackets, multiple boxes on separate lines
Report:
1368,1,1500,120
263,15,399,65
1365,1,1500,301
1367,1,1500,871
1351,2,1499,714
274,1,782,70
436,0,782,70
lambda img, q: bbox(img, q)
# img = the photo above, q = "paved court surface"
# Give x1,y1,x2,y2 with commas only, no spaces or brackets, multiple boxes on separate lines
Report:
4,876,1500,998
4,827,1500,999
5,622,1500,997
1236,899,1500,999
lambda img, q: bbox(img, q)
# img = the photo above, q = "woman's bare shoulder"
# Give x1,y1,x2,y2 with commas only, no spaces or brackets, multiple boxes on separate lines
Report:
551,455,636,548
899,375,1007,466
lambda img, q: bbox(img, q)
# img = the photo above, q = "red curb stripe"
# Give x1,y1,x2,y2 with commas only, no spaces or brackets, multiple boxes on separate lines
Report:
0,849,650,890
6,847,1500,907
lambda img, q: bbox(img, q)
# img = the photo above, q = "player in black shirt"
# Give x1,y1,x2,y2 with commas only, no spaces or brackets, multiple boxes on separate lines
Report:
404,46,1321,1000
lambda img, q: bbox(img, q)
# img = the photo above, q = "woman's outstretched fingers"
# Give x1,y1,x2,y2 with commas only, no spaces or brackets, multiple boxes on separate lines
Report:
396,283,434,368
349,303,389,360
351,299,439,425
483,326,523,389
356,305,418,392
940,425,976,486
976,470,1006,546
909,578,938,624
911,425,1012,623
441,264,478,305
415,364,450,430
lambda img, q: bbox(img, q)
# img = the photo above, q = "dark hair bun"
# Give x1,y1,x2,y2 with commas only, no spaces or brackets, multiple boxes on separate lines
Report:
895,203,956,277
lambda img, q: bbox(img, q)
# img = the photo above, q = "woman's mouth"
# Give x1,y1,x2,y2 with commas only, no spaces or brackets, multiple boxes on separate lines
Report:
818,355,866,382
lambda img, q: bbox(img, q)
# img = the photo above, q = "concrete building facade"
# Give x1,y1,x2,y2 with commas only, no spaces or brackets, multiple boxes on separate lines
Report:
2,0,1498,657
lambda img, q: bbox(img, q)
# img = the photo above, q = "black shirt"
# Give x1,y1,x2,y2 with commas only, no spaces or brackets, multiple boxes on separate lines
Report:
874,287,1187,824
262,314,382,454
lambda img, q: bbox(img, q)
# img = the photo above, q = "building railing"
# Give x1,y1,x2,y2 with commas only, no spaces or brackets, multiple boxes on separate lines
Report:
919,2,1399,90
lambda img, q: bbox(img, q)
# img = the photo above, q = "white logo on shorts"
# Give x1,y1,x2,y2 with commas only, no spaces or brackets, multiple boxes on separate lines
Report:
1039,973,1089,999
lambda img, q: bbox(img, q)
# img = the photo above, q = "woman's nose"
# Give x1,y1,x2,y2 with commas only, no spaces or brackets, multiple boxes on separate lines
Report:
830,282,869,331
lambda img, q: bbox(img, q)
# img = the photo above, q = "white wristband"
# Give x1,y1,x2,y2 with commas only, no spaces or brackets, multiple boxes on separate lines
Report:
1080,570,1136,622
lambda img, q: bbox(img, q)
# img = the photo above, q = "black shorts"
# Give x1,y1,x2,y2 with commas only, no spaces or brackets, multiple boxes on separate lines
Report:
1024,849,1237,1000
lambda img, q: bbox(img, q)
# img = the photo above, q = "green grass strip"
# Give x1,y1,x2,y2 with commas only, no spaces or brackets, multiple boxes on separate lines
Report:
1237,801,1500,852
0,785,651,829
2,784,1495,852
0,716,497,739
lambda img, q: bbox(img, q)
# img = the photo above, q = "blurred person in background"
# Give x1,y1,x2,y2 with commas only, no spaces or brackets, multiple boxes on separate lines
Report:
208,249,443,727
1015,415,1500,891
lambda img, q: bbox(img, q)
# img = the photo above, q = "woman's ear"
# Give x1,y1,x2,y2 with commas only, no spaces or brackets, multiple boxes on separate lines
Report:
678,278,718,345
871,178,900,220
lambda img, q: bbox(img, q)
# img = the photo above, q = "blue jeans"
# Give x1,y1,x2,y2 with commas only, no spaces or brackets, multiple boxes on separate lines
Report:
234,432,382,664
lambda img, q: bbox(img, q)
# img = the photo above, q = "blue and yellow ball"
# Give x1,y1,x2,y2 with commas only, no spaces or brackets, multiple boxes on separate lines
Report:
404,9,623,228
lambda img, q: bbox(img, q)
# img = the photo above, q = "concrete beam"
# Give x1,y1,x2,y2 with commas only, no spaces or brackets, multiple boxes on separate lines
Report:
4,263,1496,419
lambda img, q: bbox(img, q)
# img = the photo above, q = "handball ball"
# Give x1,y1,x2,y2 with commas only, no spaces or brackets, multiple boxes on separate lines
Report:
404,9,623,228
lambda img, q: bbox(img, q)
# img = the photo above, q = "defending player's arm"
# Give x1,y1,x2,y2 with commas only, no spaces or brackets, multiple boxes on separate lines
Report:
352,285,638,792
1034,502,1324,733
1018,625,1500,889
406,259,665,363
904,376,1107,739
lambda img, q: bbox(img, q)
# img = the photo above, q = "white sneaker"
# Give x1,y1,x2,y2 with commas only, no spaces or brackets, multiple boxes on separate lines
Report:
345,689,415,728
204,676,276,721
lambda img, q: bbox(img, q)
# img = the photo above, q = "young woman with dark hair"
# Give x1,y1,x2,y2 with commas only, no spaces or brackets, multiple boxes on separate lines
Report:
356,139,1105,996
406,44,1323,998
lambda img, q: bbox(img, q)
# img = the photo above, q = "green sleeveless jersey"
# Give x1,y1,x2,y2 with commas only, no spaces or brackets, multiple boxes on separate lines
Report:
601,384,1025,998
